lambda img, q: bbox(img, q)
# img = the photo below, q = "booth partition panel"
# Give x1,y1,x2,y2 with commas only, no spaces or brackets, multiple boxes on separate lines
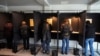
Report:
79,11,86,47
12,12,24,53
0,13,9,39
0,13,11,49
32,11,41,55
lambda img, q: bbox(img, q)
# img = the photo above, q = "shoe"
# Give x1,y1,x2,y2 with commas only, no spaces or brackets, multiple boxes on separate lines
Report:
65,52,68,55
89,55,91,56
82,53,85,55
42,50,46,54
61,52,64,54
46,51,50,54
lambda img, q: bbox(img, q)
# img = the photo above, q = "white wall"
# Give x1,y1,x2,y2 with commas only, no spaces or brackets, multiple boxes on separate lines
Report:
8,6,43,12
88,4,100,13
0,5,8,11
7,4,100,13
7,4,87,13
45,4,87,11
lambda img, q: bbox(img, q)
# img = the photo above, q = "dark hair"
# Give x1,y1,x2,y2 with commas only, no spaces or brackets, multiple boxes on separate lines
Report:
6,20,11,23
86,21,90,24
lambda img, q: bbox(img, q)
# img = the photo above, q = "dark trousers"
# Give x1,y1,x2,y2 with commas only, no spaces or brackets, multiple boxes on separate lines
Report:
6,37,13,49
12,41,18,53
22,37,29,49
12,34,20,53
42,40,50,52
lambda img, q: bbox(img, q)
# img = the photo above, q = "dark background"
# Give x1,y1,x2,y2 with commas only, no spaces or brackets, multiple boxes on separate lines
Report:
0,12,100,42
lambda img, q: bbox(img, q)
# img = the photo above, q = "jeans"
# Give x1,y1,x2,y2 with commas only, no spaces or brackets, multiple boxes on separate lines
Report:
62,37,69,54
42,40,50,52
85,38,94,56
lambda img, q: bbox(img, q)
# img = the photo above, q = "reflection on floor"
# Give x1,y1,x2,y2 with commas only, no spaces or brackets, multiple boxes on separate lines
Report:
0,46,100,56
0,41,100,56
0,48,75,56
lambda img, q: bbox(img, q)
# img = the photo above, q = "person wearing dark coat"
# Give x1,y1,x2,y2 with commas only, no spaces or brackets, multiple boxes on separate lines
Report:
84,21,95,56
4,21,13,49
41,20,51,54
20,21,29,50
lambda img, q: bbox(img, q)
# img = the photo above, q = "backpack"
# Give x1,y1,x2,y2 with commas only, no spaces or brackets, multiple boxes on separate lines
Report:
20,26,28,35
61,24,70,36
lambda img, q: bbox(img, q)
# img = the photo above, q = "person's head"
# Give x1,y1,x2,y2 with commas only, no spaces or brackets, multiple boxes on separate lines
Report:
86,21,90,25
6,20,11,23
21,21,26,25
44,20,48,24
64,20,69,25
6,20,11,24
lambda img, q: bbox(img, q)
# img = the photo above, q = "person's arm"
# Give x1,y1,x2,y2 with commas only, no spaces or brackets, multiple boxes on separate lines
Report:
69,25,72,32
61,24,64,30
61,24,64,34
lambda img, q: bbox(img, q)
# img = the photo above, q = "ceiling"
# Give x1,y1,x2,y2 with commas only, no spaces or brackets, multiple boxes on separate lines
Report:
48,0,92,4
0,0,99,6
0,0,39,6
0,0,6,5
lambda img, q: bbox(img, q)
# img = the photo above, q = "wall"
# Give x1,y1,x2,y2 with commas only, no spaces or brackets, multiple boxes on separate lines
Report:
45,4,87,11
88,4,100,13
7,4,100,13
7,4,87,13
0,5,8,11
8,6,43,12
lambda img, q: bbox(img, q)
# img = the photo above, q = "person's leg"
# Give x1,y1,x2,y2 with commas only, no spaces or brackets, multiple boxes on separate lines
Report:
89,38,94,56
26,38,29,49
10,38,13,49
85,39,89,56
46,41,50,54
23,38,27,49
12,40,18,53
62,38,66,54
65,38,69,54
42,40,46,53
6,38,10,48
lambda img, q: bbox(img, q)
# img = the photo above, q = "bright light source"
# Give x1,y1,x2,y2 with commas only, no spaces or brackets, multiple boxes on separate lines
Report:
29,18,34,27
86,19,92,23
47,18,53,25
68,18,72,25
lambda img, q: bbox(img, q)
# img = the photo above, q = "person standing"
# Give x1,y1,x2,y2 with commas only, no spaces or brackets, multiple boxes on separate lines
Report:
20,21,29,50
84,21,95,56
42,20,51,54
61,20,72,54
4,21,13,49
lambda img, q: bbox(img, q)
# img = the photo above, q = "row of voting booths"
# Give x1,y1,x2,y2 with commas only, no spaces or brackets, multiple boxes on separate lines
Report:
0,10,100,55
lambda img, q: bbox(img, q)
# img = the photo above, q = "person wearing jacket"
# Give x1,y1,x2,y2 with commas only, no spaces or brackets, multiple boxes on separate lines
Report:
20,21,29,50
84,21,95,56
41,20,51,54
4,21,13,49
61,20,72,54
